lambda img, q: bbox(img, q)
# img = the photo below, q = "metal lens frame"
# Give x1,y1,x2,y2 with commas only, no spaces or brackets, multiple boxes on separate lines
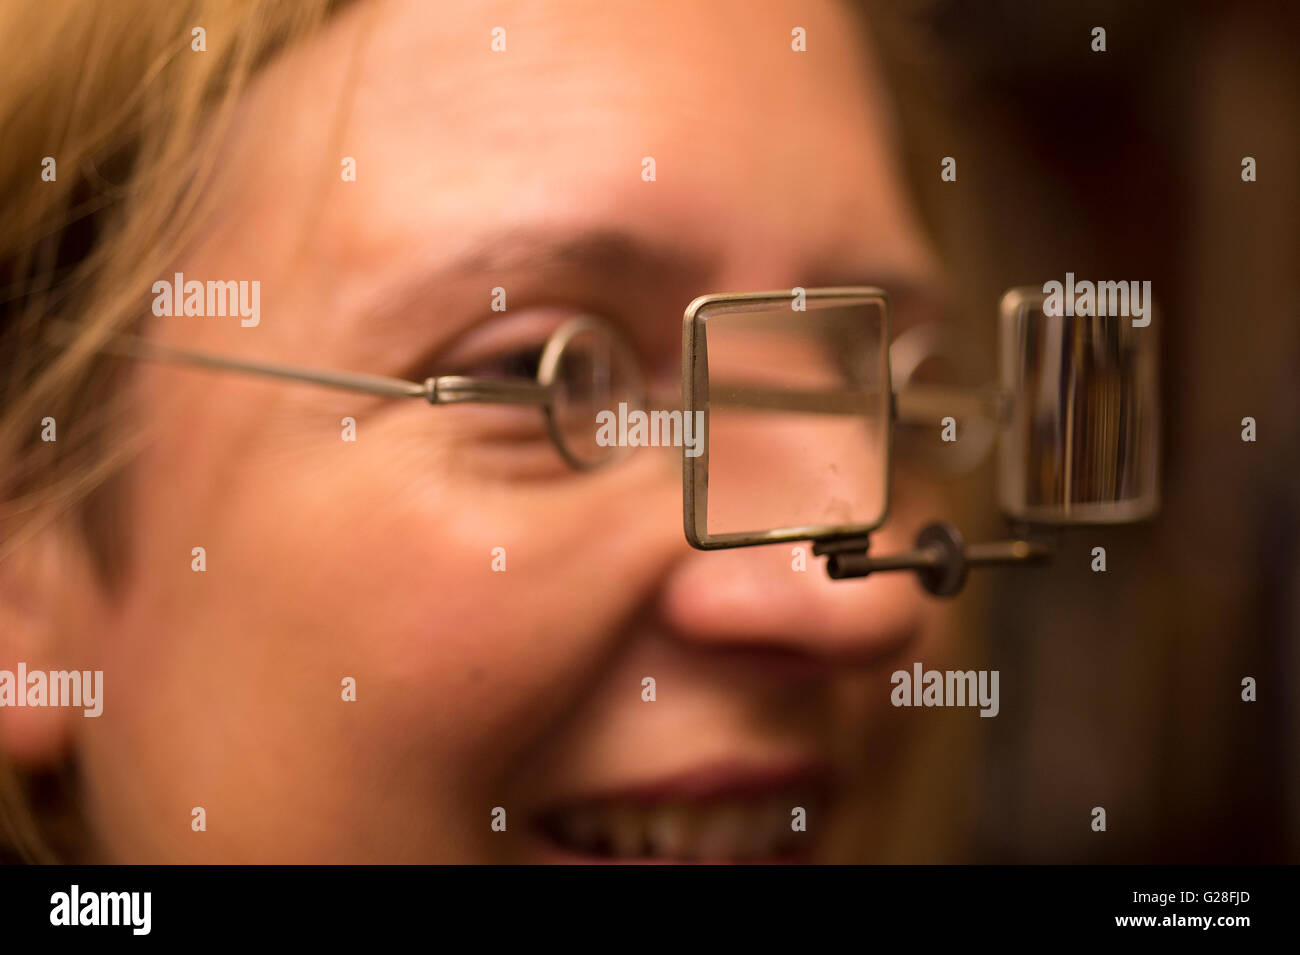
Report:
681,287,892,550
538,314,647,471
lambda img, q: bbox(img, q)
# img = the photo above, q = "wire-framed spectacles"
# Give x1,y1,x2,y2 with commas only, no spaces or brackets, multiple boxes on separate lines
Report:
75,314,647,471
49,282,1140,594
63,303,888,473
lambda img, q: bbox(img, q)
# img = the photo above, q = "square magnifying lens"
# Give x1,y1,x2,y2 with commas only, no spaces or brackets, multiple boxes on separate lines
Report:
682,287,891,550
997,286,1160,525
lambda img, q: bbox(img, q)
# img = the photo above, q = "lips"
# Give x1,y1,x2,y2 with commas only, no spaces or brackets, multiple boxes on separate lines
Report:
534,762,831,864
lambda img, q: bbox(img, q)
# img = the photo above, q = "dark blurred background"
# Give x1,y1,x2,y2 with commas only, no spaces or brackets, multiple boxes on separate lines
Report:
862,0,1298,862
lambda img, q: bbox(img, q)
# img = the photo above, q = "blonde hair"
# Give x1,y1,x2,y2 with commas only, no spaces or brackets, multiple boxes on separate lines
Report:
0,0,346,863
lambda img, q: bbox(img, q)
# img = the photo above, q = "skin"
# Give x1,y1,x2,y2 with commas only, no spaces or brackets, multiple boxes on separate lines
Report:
2,0,947,862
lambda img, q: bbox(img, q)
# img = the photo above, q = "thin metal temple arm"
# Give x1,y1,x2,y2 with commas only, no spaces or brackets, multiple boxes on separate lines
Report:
84,330,553,406
97,332,429,400
430,377,551,405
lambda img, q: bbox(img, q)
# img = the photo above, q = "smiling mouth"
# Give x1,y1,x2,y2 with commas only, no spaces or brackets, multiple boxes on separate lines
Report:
534,764,831,863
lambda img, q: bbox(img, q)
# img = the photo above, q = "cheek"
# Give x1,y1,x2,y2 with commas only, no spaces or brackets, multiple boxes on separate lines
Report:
257,441,686,751
85,408,683,857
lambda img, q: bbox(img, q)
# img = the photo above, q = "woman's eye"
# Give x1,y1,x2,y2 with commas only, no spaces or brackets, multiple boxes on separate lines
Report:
428,335,546,382
475,344,546,380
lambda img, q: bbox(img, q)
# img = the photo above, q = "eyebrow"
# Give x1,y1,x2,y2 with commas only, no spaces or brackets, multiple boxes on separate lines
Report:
352,227,717,365
428,228,714,284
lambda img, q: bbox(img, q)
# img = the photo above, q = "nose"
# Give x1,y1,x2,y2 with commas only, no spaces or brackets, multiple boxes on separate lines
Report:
656,525,927,664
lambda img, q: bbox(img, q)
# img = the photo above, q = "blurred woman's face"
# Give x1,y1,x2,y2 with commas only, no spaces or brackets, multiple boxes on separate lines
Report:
68,0,943,861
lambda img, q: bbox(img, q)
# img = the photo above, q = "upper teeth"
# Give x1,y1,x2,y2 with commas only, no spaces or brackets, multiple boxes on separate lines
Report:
545,797,815,862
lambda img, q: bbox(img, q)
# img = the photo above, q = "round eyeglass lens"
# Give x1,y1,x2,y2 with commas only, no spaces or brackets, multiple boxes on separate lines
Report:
538,316,646,469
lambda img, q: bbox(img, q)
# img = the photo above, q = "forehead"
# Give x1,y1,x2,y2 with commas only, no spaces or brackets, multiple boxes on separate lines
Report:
187,0,931,359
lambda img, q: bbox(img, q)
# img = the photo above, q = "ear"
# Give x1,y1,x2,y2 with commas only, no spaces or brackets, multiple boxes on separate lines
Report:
0,524,95,766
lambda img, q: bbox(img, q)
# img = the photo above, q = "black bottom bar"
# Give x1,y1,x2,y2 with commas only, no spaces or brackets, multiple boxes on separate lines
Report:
0,863,1286,942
